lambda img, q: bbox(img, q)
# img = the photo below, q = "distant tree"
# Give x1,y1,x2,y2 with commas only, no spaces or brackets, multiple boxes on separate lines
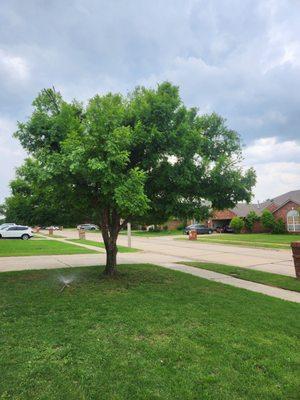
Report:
244,211,260,232
229,216,245,233
13,83,256,275
261,209,275,232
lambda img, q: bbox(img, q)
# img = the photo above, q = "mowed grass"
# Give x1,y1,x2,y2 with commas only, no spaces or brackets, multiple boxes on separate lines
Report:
1,264,299,399
0,239,97,257
181,233,300,249
182,261,300,293
120,229,184,237
68,239,140,253
37,232,65,238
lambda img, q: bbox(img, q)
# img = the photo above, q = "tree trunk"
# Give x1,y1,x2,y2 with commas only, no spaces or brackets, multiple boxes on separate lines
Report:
103,235,118,276
100,208,128,276
101,208,120,276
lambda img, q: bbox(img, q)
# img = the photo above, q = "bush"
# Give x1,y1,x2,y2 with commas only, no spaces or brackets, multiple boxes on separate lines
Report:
163,225,168,231
261,210,286,233
176,223,186,231
245,211,260,232
229,217,244,233
261,209,275,232
272,218,286,234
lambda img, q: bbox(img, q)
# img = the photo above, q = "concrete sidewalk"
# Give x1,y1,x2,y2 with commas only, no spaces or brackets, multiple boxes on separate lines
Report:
56,229,295,277
1,231,299,303
1,251,299,303
160,263,300,304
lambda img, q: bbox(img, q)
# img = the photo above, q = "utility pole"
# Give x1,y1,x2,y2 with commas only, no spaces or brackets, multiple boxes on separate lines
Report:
127,222,131,248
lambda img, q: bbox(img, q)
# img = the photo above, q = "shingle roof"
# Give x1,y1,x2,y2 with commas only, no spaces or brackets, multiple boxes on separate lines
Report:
269,190,300,206
231,189,300,217
231,203,265,217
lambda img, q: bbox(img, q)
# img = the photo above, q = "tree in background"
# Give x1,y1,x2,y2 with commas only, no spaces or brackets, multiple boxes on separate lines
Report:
244,211,260,232
229,216,245,233
261,209,276,232
11,83,256,275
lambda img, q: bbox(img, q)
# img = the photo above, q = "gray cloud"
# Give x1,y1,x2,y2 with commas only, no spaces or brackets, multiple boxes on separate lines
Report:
0,0,300,202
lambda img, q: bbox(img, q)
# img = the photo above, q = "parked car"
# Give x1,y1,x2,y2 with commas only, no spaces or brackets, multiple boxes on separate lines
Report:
77,224,99,231
0,225,33,240
184,224,213,235
0,223,16,230
215,225,235,233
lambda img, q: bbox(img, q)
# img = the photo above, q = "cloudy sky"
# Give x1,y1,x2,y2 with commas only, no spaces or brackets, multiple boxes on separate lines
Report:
0,0,299,203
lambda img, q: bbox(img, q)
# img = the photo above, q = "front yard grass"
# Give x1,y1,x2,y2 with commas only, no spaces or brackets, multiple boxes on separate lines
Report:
37,232,66,239
68,239,140,253
181,261,300,293
180,233,300,250
0,239,97,257
0,264,299,399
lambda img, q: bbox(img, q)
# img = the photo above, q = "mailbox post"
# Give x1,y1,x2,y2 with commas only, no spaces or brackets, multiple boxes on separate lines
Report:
189,230,197,240
291,242,300,279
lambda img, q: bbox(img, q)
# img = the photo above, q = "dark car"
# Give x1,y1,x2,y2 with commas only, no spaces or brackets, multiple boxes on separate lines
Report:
215,225,235,233
184,224,213,235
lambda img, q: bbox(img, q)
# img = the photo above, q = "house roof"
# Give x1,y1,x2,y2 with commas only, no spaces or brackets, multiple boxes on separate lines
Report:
267,190,300,206
231,203,264,217
231,189,300,218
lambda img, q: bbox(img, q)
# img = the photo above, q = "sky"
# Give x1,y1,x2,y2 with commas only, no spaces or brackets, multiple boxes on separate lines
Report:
0,0,299,203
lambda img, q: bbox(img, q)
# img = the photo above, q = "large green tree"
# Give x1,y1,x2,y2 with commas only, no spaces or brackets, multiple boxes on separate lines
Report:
12,83,255,275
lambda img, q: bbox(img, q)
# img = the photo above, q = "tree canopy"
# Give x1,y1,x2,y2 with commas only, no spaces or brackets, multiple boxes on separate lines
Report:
5,82,256,274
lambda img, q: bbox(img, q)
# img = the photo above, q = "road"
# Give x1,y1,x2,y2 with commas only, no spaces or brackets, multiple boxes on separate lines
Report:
60,229,294,276
9,229,291,277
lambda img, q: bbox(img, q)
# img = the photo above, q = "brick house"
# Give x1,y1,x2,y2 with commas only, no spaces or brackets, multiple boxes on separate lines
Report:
207,190,300,233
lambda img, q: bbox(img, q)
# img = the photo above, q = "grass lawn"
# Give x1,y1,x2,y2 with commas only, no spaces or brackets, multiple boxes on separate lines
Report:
179,233,300,249
181,261,300,293
120,230,184,237
68,239,140,253
0,239,97,257
37,233,66,239
0,264,299,399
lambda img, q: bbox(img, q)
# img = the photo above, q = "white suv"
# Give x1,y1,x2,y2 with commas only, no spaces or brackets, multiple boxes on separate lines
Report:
0,223,16,230
0,225,33,240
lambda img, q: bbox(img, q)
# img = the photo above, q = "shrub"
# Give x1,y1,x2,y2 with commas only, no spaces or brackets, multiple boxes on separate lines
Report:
273,218,286,234
176,222,186,231
163,225,168,231
261,209,275,232
229,217,244,233
245,211,260,232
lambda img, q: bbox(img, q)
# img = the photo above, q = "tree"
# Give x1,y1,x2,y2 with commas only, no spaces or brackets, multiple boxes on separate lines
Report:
3,159,85,227
244,211,260,232
261,209,275,232
13,83,256,275
229,216,245,233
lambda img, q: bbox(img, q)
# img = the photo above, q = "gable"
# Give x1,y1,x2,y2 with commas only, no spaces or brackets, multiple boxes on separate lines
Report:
213,209,237,220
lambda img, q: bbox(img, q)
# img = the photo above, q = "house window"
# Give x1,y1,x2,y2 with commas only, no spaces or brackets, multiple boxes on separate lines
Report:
287,209,300,232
